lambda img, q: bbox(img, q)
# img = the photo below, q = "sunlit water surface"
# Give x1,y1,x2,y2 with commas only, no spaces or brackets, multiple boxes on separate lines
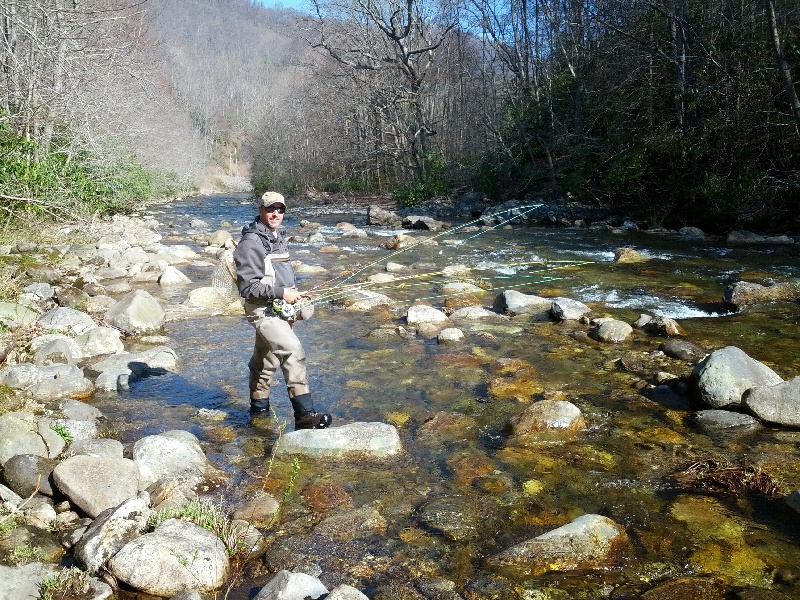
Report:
92,195,800,599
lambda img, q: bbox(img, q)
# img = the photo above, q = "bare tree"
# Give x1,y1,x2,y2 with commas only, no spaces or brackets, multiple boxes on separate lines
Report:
765,0,800,137
303,0,460,183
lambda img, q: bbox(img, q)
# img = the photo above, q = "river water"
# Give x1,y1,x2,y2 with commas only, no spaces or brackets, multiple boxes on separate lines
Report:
97,195,800,599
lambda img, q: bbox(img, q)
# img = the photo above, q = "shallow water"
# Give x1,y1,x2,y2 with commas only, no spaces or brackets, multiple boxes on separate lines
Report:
105,195,800,598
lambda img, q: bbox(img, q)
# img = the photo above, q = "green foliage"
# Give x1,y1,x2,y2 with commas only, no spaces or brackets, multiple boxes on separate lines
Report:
50,423,73,444
7,544,45,566
149,498,248,558
38,567,91,600
0,113,174,226
393,151,449,207
392,181,428,207
254,169,301,198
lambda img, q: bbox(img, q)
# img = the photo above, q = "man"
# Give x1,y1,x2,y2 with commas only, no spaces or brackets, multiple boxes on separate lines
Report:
233,191,332,430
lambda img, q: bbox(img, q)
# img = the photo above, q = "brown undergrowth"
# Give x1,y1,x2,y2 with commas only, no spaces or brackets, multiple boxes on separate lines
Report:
667,459,785,497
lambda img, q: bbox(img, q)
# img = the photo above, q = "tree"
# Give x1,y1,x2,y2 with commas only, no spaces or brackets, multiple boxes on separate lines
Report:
303,0,460,186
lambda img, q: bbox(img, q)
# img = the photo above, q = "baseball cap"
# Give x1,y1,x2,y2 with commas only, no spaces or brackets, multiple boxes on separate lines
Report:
260,191,286,208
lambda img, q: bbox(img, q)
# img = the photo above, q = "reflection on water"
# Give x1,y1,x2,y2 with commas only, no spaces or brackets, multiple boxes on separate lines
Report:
110,196,800,597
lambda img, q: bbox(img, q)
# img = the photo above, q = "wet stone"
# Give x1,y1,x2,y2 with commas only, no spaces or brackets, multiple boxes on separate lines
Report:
2,454,59,497
693,410,761,432
417,495,488,542
302,482,353,511
639,576,728,600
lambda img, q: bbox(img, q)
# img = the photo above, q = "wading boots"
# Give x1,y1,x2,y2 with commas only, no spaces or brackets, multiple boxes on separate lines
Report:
292,393,333,430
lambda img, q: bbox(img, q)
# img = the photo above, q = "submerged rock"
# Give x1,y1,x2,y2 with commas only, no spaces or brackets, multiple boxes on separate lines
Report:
487,513,628,575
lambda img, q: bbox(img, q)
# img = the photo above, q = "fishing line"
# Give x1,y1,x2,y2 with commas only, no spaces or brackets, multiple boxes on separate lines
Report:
311,259,595,305
312,258,552,299
341,276,568,310
306,204,544,295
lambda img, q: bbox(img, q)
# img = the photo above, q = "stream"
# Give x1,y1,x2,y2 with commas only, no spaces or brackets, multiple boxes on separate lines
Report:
93,194,800,599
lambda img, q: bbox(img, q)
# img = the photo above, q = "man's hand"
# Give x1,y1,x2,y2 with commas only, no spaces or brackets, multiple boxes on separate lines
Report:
282,288,310,304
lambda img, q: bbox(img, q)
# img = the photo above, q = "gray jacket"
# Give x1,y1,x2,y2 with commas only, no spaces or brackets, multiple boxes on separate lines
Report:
233,218,296,302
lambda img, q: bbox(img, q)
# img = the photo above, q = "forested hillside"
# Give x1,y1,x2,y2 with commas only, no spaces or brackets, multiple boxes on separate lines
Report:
2,0,798,232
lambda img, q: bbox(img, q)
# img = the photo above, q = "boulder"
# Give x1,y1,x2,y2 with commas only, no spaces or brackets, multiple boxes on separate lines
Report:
37,306,96,335
88,346,177,392
254,570,328,600
723,281,800,310
660,339,707,362
0,412,65,466
367,205,402,227
52,455,140,518
595,319,633,343
406,304,449,326
104,289,166,335
613,247,648,262
487,513,628,575
742,377,800,427
508,400,585,436
691,346,783,409
158,266,192,285
493,290,552,319
551,297,591,321
0,302,40,328
133,430,224,490
74,493,151,575
275,422,403,459
2,454,59,497
109,519,229,596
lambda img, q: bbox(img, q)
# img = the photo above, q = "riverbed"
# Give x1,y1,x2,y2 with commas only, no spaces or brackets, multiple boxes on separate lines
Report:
97,194,800,599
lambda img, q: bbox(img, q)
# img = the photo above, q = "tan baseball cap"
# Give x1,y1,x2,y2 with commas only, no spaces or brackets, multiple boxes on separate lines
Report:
260,191,286,208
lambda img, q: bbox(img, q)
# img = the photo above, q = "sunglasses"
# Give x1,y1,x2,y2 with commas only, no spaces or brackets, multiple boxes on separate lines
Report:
262,205,285,214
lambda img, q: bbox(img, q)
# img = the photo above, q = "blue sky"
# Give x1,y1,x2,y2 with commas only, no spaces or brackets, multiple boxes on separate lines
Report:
258,0,310,11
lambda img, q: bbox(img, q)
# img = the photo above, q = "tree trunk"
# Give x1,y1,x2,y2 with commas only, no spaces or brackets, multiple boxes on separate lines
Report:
765,0,800,137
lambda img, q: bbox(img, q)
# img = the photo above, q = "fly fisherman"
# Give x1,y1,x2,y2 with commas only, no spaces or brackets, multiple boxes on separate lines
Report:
233,191,333,430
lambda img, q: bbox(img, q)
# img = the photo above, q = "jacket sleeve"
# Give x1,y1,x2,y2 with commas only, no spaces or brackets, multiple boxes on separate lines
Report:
233,234,286,301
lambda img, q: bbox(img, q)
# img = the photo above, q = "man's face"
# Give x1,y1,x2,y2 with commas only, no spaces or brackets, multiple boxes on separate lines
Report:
259,204,285,231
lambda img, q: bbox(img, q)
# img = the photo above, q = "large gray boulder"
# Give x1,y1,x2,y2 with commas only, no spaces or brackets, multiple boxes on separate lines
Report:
109,519,229,596
1,454,59,497
743,377,800,427
0,363,94,400
104,289,166,334
723,280,800,310
336,289,393,311
75,326,125,358
691,346,783,409
52,455,140,518
508,400,585,436
88,346,177,392
367,205,403,227
0,563,60,600
551,297,591,321
74,493,151,575
275,422,403,459
594,318,633,343
493,290,552,320
406,304,449,326
132,430,224,490
0,301,40,328
36,306,96,335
